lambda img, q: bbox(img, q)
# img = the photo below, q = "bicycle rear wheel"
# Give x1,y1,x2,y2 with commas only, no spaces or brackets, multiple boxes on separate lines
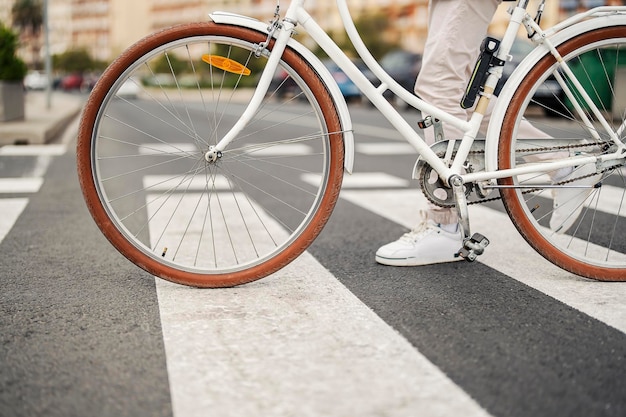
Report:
77,22,345,287
498,26,626,281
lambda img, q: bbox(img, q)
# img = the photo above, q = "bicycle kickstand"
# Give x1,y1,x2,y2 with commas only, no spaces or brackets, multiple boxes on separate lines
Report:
450,175,490,262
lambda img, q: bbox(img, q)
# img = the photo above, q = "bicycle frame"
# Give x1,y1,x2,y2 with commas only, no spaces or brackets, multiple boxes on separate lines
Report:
209,0,626,189
76,0,626,285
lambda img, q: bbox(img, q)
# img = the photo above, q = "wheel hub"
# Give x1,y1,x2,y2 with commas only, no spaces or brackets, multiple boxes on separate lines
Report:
204,146,222,163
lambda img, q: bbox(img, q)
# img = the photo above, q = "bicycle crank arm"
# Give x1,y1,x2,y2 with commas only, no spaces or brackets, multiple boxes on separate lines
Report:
450,174,490,262
450,175,471,239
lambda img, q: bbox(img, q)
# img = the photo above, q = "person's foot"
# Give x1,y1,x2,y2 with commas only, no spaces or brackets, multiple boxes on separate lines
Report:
550,163,602,233
375,220,463,266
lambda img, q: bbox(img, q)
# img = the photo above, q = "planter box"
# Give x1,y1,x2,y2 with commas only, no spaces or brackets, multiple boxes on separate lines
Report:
0,81,25,122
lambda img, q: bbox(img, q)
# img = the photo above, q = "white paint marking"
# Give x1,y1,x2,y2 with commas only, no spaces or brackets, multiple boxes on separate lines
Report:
303,172,410,189
340,189,626,334
0,144,66,156
246,143,311,156
356,142,417,155
0,178,44,193
143,175,230,192
153,190,491,417
139,143,198,155
0,198,28,242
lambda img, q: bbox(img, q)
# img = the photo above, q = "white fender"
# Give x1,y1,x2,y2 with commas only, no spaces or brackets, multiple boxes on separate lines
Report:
209,11,355,174
485,13,626,173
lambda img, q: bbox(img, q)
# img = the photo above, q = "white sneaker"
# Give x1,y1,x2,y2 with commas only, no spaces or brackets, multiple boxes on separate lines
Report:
375,220,463,266
550,163,602,234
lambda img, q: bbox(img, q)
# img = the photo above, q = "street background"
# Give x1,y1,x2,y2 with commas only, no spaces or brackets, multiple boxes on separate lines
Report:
0,91,624,417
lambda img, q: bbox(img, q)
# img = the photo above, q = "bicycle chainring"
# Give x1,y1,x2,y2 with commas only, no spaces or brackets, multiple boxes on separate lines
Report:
415,139,613,208
418,162,473,208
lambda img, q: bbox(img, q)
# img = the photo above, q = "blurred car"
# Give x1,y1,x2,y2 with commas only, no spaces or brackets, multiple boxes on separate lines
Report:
268,68,295,98
60,73,83,91
143,73,176,87
116,78,140,99
322,59,365,102
379,49,422,108
24,71,48,90
497,39,565,116
80,73,100,92
268,58,375,103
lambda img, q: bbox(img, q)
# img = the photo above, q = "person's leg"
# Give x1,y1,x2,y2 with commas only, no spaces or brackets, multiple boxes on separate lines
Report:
376,0,501,266
415,0,501,224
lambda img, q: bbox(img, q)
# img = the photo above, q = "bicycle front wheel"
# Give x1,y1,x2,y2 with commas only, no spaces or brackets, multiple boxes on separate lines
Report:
499,26,626,281
77,22,345,287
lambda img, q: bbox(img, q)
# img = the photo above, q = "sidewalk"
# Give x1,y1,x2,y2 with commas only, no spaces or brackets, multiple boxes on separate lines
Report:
0,91,83,146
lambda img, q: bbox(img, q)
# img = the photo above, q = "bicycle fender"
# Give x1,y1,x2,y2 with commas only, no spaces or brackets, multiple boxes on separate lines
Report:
484,13,626,173
209,11,355,174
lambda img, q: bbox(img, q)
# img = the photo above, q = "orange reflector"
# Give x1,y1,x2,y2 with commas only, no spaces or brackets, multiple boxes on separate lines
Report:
202,55,251,76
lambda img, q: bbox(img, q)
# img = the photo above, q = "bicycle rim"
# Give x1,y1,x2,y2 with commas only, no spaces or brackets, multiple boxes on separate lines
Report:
499,26,626,281
77,23,345,287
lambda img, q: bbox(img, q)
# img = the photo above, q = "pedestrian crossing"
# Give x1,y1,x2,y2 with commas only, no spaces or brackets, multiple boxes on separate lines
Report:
0,198,28,243
1,134,625,417
133,144,624,415
0,144,68,245
340,189,626,334
156,251,491,417
0,178,44,194
152,177,626,416
0,144,67,156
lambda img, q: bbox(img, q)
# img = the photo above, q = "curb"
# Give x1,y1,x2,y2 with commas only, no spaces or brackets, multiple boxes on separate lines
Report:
0,92,84,146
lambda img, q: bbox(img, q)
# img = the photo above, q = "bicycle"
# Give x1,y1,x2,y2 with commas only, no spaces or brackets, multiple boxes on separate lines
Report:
77,0,626,287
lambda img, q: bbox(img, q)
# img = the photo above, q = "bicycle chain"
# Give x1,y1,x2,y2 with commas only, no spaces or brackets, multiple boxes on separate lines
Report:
420,141,614,208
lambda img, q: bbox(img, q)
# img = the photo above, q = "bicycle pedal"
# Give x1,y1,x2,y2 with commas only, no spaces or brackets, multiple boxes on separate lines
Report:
457,233,490,262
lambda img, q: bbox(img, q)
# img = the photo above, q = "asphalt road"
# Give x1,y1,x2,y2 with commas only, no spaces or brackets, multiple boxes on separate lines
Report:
0,105,625,417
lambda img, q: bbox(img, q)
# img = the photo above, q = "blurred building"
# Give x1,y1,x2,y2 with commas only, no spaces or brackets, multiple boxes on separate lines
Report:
2,0,625,67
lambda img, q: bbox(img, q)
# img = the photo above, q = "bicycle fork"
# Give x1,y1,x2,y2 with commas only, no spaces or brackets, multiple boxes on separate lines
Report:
205,9,295,163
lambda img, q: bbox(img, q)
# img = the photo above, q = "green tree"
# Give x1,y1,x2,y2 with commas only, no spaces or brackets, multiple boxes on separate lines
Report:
0,22,28,81
354,13,401,60
314,13,401,61
152,53,187,75
53,49,93,73
11,0,43,69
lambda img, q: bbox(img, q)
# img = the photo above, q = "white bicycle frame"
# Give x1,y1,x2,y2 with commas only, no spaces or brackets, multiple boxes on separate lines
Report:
209,0,626,192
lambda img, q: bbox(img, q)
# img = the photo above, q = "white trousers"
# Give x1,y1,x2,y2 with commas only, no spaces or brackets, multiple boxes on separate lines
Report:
414,0,554,224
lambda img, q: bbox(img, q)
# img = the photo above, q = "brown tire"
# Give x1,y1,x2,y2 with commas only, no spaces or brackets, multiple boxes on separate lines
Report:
499,26,626,281
77,22,345,287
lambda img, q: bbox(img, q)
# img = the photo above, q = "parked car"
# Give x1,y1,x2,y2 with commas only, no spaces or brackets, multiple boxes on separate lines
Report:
379,49,422,108
322,59,369,102
116,77,140,99
143,73,176,87
80,73,100,92
497,39,565,117
60,73,83,91
268,58,375,103
24,71,48,90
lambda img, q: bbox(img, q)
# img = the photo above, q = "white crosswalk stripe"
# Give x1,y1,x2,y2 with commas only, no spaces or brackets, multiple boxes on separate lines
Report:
356,142,417,155
340,188,626,334
153,189,492,417
0,178,44,193
0,145,67,243
0,198,28,243
150,168,625,415
0,144,67,156
303,172,410,188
